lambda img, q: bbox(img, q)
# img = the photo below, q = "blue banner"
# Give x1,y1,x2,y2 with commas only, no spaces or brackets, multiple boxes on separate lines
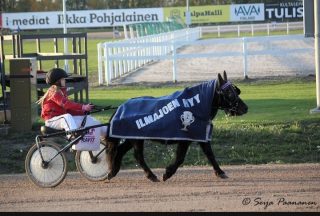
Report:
109,80,216,142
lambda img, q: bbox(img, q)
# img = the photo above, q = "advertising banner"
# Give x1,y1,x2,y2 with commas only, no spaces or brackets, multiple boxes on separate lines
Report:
1,4,268,30
163,5,230,24
265,0,303,21
2,8,163,30
230,4,265,21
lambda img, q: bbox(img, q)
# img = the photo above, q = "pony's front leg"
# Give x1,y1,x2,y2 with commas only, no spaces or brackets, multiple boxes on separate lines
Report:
199,142,228,179
133,140,160,182
163,141,190,181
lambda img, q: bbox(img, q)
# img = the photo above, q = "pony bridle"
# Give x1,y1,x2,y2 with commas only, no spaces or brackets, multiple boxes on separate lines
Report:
217,81,240,113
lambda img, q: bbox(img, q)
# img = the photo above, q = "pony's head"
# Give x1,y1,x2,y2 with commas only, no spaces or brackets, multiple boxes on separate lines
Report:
215,71,248,116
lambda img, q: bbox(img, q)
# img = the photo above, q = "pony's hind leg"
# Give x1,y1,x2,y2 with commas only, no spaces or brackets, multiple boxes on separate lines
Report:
163,141,190,181
199,142,228,179
108,139,133,180
106,138,119,180
133,140,160,182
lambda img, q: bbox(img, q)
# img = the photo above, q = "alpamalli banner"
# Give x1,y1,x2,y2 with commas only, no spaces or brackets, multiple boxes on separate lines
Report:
163,5,230,24
265,0,303,21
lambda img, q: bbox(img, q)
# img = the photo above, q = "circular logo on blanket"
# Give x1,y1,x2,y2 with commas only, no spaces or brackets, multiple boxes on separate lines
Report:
180,111,195,131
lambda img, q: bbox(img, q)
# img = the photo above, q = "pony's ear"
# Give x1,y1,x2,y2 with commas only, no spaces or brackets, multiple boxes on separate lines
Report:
217,73,224,88
223,70,228,81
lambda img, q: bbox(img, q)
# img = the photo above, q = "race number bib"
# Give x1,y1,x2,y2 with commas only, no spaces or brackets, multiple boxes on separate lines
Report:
74,127,100,151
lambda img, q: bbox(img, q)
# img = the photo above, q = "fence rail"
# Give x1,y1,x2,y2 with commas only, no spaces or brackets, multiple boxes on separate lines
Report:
97,27,313,85
201,21,303,37
97,27,201,85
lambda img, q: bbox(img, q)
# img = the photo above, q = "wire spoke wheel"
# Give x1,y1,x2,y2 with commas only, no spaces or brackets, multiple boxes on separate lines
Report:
25,141,67,188
75,142,109,181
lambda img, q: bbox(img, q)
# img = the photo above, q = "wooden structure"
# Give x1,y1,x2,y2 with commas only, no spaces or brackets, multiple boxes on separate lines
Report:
0,32,89,103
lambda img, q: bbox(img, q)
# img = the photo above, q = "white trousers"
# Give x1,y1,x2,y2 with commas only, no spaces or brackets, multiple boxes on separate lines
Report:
45,114,108,139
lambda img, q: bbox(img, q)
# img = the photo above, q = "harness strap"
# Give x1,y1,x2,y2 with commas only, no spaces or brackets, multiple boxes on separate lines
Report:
221,81,231,90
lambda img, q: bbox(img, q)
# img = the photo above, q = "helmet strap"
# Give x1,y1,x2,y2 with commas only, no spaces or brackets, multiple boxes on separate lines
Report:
54,79,62,87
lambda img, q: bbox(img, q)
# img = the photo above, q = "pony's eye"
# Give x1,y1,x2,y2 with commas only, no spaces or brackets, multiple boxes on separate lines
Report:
224,88,238,102
228,92,236,100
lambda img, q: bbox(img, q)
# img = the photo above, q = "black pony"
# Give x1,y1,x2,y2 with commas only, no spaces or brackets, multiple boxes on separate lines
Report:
105,71,248,182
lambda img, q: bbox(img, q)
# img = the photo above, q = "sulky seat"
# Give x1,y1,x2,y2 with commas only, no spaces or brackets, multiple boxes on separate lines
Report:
40,126,65,136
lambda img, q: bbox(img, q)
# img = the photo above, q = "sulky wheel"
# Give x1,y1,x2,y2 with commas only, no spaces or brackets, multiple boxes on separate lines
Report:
75,142,109,181
25,141,68,188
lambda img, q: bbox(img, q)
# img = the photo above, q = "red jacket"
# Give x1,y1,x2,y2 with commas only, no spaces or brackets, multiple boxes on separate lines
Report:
41,87,85,121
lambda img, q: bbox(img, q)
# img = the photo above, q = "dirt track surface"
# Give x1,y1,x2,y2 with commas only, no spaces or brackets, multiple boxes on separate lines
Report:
0,163,319,212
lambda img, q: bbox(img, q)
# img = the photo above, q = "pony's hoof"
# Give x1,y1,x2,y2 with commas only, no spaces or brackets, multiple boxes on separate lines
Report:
147,174,160,182
215,172,228,179
107,172,114,180
152,177,160,182
163,173,172,182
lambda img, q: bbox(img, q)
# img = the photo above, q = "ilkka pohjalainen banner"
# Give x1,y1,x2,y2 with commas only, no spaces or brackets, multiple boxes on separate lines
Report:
109,80,217,142
1,8,163,30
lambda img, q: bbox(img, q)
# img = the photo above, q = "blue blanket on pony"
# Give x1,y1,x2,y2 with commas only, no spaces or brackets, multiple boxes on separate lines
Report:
109,80,216,142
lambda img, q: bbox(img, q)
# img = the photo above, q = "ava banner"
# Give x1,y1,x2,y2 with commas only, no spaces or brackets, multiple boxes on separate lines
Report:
230,4,265,21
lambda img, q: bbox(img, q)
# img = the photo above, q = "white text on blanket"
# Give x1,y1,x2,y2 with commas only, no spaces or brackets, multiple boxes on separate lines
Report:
135,94,200,129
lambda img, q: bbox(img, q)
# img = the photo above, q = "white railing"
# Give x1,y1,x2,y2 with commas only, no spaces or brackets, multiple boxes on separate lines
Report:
97,27,202,85
98,32,313,85
201,21,303,37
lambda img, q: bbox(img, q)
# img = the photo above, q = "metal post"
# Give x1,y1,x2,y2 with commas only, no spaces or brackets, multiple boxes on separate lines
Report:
104,44,109,85
106,44,113,85
251,24,254,36
242,37,248,79
129,25,134,39
172,39,177,83
0,61,9,124
310,0,320,114
123,24,128,39
186,0,191,28
63,0,69,73
97,43,102,85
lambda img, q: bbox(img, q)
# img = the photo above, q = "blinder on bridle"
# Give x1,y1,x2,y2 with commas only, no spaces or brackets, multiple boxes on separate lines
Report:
217,81,241,114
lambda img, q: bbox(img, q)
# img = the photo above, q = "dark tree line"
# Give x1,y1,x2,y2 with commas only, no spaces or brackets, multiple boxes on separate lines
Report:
0,0,301,12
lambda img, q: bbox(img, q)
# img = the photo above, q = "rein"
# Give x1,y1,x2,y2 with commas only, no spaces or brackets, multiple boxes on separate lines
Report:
81,105,118,127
